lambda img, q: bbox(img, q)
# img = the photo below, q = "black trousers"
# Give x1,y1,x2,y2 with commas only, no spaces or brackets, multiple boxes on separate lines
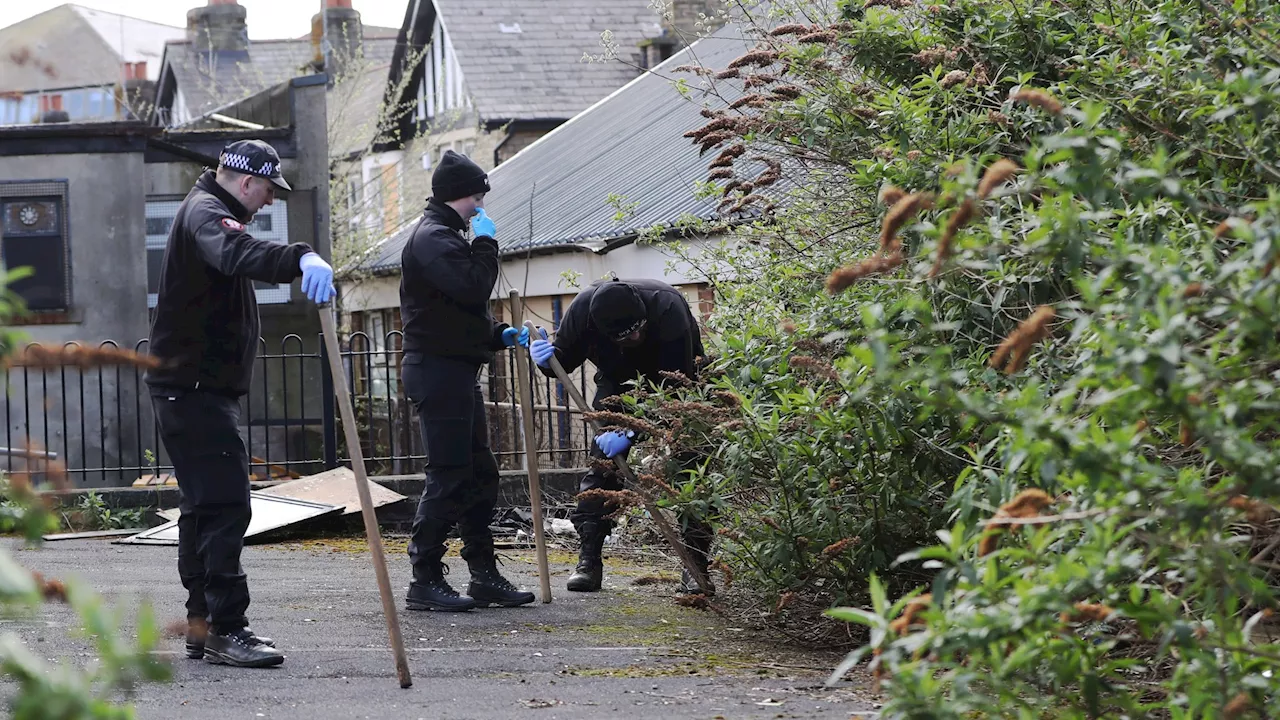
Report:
402,354,501,578
151,389,252,634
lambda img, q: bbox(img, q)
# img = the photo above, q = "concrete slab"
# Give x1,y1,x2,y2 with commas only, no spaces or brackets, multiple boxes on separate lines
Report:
115,494,343,546
4,537,884,719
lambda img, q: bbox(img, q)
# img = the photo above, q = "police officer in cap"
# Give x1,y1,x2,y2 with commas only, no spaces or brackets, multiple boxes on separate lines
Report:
147,139,335,668
400,150,535,611
526,277,716,595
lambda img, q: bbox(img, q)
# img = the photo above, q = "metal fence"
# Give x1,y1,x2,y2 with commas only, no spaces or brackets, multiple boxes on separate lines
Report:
0,331,594,487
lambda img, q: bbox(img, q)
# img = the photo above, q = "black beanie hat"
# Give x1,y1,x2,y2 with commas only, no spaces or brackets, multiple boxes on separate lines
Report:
432,150,491,202
589,281,648,340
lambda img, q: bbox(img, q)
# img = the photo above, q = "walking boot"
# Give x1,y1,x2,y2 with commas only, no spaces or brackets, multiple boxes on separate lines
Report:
466,557,535,607
406,563,477,612
676,522,717,597
566,520,608,592
186,616,274,659
203,627,285,668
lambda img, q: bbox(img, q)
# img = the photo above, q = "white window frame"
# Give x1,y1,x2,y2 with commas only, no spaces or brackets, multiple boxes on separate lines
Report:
145,197,292,308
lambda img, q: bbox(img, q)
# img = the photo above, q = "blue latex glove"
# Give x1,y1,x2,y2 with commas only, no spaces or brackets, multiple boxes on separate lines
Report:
594,429,634,458
471,208,496,239
529,328,554,368
299,252,335,304
501,327,520,347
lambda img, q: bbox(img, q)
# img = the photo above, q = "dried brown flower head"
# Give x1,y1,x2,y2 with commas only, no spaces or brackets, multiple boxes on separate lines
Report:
7,344,165,370
941,70,969,88
1227,495,1278,525
30,571,68,602
672,65,713,76
988,305,1055,374
1180,420,1194,447
879,192,934,253
978,159,1020,198
1182,282,1207,298
980,488,1056,556
987,110,1011,125
675,594,711,610
708,168,734,180
714,68,741,80
1010,88,1064,115
1224,693,1252,719
743,73,778,89
730,93,767,109
769,23,811,37
770,85,803,100
798,31,836,45
582,411,659,437
912,46,949,66
930,198,976,278
821,537,858,558
1060,602,1115,624
826,251,905,294
789,355,838,383
878,185,906,206
727,50,778,70
710,559,734,588
888,593,932,636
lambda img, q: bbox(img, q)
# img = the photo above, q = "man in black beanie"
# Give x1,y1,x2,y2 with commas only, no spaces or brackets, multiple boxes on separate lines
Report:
526,277,716,595
399,150,534,611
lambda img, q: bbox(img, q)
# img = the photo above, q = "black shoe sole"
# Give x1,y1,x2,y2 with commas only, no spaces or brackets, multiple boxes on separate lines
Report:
472,596,536,608
566,582,602,592
203,648,284,668
186,643,203,660
406,600,477,612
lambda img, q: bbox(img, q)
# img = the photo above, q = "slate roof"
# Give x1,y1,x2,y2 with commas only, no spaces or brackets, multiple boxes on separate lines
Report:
160,30,398,123
0,4,183,92
354,22,759,274
433,0,664,122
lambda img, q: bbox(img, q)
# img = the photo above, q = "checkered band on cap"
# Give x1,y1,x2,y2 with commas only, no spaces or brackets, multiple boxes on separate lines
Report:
219,152,278,177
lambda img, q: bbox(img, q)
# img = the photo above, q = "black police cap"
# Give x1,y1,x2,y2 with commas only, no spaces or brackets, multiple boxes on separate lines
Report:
219,139,291,191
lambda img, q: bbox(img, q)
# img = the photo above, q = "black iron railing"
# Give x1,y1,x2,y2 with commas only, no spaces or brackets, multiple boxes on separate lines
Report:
1,332,592,487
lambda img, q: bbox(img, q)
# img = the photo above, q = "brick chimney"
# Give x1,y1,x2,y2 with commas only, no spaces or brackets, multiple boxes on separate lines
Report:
311,0,363,78
187,0,249,59
640,0,724,68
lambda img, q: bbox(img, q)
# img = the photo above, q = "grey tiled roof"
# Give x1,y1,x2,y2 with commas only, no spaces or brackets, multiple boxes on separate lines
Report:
355,23,758,274
164,32,398,121
435,0,663,121
0,5,182,93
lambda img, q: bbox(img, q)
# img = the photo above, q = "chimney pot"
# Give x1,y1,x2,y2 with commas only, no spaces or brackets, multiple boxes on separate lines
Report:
188,0,249,57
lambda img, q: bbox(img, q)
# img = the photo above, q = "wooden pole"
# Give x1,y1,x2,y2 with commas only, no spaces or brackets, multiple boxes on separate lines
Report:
507,291,553,603
540,343,713,595
318,304,413,688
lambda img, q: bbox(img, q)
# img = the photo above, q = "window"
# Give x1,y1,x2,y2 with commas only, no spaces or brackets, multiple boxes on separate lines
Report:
0,181,71,312
145,196,292,308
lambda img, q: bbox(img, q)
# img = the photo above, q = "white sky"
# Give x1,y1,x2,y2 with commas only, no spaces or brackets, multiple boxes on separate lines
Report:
0,1,409,39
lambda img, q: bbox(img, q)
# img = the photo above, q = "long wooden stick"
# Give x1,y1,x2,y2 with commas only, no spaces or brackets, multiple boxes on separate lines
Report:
540,343,713,594
507,291,553,603
318,304,412,688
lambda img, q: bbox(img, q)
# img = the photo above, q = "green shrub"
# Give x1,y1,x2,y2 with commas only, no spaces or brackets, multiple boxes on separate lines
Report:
630,0,1280,713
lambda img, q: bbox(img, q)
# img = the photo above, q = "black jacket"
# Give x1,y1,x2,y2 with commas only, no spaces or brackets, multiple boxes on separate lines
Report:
146,171,311,396
400,200,510,363
542,279,705,408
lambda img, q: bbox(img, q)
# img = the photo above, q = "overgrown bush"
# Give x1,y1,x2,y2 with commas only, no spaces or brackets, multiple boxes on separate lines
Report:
0,269,169,717
628,0,1280,713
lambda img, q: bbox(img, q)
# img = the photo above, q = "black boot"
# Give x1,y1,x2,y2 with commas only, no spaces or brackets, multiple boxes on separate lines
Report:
407,562,477,612
464,542,535,608
186,616,274,659
567,520,608,592
676,521,716,597
203,627,285,668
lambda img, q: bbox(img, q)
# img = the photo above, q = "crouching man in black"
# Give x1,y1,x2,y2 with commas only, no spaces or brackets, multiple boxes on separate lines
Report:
527,277,716,595
147,140,335,667
399,150,535,611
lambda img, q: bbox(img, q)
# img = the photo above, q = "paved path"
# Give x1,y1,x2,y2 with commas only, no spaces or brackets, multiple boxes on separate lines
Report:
4,536,880,719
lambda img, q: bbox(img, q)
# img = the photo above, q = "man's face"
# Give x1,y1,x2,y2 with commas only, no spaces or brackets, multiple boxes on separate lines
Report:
452,193,486,218
238,175,276,215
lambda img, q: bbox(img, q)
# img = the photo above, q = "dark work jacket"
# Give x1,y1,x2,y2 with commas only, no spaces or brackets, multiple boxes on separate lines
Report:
399,199,510,364
146,171,311,396
541,279,705,409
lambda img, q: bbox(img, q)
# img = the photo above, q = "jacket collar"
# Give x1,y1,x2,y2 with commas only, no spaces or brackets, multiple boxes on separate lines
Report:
425,198,467,232
197,170,252,223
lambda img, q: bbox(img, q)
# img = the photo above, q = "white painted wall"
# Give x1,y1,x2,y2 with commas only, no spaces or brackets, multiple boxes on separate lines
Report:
340,235,735,314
